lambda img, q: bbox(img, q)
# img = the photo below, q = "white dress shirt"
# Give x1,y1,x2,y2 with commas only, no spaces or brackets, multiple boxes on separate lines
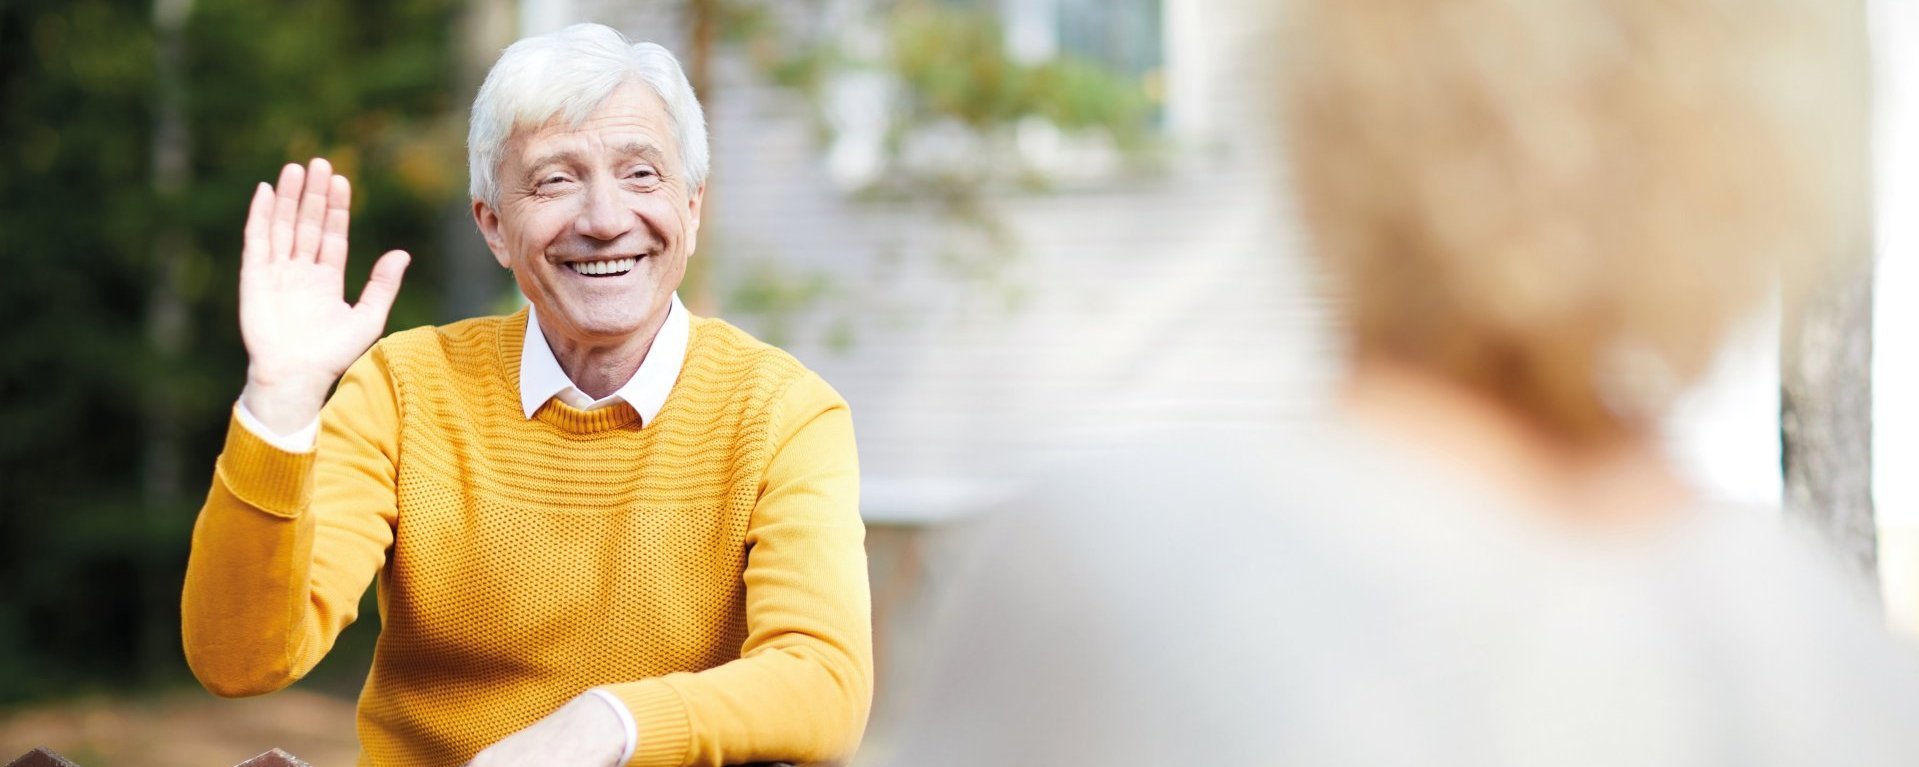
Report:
518,293,689,424
233,293,691,764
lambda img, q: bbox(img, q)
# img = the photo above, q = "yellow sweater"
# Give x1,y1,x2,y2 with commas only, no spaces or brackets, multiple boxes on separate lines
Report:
181,310,872,767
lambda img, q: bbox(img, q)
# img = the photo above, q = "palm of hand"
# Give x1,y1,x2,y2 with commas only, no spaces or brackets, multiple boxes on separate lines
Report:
238,159,410,431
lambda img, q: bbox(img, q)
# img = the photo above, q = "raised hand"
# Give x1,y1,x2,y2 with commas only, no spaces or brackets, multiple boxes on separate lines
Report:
238,158,411,435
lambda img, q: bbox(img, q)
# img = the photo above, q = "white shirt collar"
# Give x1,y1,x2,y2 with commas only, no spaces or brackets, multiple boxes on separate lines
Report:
520,293,690,425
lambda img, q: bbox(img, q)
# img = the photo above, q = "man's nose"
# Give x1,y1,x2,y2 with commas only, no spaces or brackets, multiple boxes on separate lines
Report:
574,177,634,240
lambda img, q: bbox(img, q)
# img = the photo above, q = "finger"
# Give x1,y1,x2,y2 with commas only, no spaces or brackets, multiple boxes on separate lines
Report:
242,182,274,269
292,157,334,262
269,163,304,261
319,174,352,270
354,250,411,320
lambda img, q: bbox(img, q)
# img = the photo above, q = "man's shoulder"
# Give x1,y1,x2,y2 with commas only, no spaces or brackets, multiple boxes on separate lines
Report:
685,315,816,385
681,315,850,425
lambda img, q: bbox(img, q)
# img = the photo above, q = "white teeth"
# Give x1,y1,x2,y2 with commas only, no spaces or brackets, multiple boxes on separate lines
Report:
568,257,638,276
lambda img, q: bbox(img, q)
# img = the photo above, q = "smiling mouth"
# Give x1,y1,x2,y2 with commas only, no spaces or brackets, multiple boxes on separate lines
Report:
566,257,639,277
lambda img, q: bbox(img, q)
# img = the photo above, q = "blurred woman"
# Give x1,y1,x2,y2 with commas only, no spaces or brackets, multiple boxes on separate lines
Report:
879,0,1919,764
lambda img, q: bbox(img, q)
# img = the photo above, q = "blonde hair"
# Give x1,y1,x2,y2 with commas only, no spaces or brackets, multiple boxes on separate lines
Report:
1281,0,1869,443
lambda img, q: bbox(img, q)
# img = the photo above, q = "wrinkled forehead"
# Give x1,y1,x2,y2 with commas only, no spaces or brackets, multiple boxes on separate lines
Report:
503,82,678,165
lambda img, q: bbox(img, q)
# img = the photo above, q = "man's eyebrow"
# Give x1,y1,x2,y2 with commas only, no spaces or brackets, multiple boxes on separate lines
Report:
521,150,582,180
615,141,667,165
520,143,667,181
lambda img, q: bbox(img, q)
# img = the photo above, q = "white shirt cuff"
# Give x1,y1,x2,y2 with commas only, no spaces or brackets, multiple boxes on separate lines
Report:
585,688,639,766
233,399,320,454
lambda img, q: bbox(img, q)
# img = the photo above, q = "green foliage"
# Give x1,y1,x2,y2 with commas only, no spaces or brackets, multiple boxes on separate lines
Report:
0,0,463,703
884,1,1149,143
718,0,1160,342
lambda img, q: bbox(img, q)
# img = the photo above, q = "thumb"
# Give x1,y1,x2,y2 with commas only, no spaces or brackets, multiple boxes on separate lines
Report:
355,249,411,320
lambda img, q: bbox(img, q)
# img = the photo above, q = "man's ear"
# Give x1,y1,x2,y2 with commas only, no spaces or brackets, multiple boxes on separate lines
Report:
684,184,705,255
473,199,512,268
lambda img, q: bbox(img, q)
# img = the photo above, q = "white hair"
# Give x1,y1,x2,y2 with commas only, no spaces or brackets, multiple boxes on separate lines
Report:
467,23,709,205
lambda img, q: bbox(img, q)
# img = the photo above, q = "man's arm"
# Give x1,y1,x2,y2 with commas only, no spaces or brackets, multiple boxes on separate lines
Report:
617,371,871,765
182,345,403,695
180,158,410,695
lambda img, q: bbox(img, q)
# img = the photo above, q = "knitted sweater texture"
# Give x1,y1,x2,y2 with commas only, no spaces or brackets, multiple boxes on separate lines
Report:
181,310,872,767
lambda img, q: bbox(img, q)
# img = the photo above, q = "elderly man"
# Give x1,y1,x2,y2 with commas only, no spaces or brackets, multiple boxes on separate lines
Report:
180,24,871,767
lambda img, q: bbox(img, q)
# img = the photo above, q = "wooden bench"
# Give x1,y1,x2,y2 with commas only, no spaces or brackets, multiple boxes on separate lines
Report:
6,747,308,767
7,747,792,767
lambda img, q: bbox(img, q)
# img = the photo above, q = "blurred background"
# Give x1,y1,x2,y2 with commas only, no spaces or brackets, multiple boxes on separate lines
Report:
2,0,1917,763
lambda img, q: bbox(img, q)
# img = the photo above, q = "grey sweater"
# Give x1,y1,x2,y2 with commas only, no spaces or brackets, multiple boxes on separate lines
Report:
882,423,1919,766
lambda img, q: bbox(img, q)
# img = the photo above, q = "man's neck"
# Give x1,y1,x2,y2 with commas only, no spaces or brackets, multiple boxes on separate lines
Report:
542,315,664,401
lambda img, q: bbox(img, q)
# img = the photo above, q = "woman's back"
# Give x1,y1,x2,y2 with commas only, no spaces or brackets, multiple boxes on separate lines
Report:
884,423,1919,766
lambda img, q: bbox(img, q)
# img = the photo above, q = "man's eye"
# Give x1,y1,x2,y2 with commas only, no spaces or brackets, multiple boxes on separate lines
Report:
540,175,569,186
629,168,657,180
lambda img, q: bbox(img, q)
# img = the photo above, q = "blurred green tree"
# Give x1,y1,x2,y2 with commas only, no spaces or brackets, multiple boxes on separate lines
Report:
0,0,472,703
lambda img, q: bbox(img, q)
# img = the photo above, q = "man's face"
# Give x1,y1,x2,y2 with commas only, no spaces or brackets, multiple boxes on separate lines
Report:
475,82,702,351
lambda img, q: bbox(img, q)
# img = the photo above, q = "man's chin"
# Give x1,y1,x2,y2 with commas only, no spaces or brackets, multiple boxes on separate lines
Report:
544,309,662,346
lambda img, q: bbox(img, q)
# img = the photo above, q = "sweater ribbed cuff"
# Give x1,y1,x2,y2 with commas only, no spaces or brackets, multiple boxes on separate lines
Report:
608,680,692,767
215,408,317,518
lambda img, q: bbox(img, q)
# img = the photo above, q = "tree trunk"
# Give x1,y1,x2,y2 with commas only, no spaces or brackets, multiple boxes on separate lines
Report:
681,0,718,314
1780,0,1876,594
1782,254,1877,591
143,0,194,679
442,0,518,320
